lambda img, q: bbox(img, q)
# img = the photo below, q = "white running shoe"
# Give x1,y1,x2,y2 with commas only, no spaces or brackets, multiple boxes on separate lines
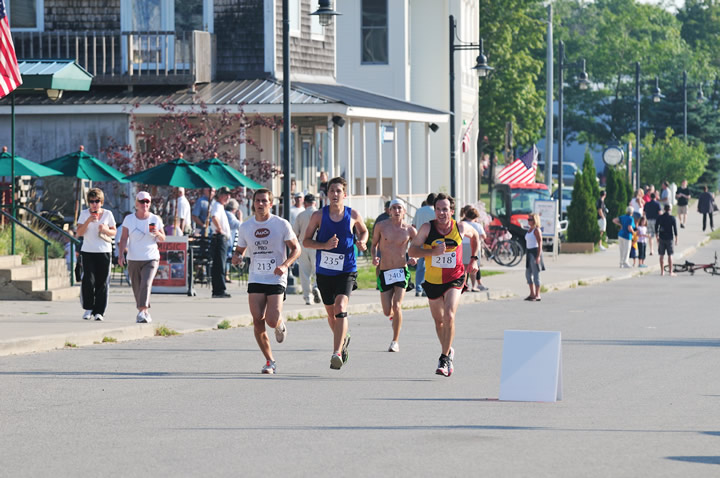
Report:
83,310,93,320
262,360,276,374
448,347,455,376
136,310,152,324
275,320,287,343
93,314,104,321
388,341,399,352
312,287,322,304
330,353,343,370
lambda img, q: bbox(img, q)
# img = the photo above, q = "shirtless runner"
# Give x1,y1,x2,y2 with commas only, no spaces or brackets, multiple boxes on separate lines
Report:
372,199,417,352
408,193,479,377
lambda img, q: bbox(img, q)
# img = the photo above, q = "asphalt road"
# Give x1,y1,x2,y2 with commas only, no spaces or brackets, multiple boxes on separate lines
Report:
2,245,720,477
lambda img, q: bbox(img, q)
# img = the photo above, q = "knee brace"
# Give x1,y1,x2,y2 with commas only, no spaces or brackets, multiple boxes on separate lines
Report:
335,312,347,319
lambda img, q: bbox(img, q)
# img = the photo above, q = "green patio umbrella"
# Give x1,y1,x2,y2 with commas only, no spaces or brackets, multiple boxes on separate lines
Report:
41,145,128,224
196,154,263,189
123,156,224,189
41,145,128,183
0,147,63,177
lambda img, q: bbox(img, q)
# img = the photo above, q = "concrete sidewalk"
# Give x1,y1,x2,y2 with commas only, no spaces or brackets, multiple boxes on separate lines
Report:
0,209,715,357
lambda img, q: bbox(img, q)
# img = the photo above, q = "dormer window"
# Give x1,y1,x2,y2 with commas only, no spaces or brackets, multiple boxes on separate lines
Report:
7,0,44,31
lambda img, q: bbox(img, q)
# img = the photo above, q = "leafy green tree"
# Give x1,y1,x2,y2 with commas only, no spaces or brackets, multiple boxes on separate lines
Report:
582,148,600,201
478,0,547,156
640,128,709,186
605,167,629,239
567,169,600,243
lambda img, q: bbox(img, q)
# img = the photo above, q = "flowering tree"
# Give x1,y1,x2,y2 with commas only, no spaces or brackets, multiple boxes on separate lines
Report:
102,100,284,209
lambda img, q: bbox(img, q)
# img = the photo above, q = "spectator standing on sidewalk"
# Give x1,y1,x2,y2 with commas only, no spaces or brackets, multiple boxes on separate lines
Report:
629,189,645,222
643,193,662,255
613,206,636,268
191,187,214,236
675,180,691,229
659,181,672,209
209,187,232,298
289,192,304,225
411,193,437,297
460,206,488,292
117,191,165,323
655,205,678,276
524,213,544,301
596,190,608,251
76,188,117,322
697,185,716,232
636,216,649,268
292,193,321,305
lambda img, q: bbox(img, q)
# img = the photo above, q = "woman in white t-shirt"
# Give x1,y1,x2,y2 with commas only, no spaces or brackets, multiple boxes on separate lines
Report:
118,191,165,323
76,188,117,321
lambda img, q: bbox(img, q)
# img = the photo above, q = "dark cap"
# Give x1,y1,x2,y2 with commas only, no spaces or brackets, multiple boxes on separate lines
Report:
304,193,316,203
217,186,231,196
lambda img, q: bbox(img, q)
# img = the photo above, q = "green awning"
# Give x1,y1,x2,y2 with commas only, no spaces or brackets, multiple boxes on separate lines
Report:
16,60,93,92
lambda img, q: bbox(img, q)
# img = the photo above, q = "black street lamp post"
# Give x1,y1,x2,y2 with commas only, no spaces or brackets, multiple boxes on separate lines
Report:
681,70,706,143
557,40,589,219
448,14,493,200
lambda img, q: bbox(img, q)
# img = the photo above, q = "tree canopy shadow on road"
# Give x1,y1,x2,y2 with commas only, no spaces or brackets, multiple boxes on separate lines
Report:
565,338,720,348
666,456,720,465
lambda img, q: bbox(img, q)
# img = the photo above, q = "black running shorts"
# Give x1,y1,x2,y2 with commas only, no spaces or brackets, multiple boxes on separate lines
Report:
422,278,465,300
248,283,287,301
316,272,358,305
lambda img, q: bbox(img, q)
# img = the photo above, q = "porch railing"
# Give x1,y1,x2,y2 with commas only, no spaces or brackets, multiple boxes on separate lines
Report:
11,30,213,86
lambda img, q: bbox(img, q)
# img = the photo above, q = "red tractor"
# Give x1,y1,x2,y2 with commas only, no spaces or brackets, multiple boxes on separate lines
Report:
489,182,551,247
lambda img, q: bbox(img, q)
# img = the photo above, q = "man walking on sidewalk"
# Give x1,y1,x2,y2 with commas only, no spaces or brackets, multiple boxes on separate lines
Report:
372,199,417,353
655,204,678,276
292,194,321,305
232,189,301,374
302,177,369,370
409,193,480,377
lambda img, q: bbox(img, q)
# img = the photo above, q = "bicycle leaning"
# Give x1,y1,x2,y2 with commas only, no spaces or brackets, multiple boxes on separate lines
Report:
664,251,719,275
482,225,524,267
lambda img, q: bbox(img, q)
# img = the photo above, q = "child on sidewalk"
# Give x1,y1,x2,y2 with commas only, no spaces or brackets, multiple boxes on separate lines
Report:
636,217,648,268
630,228,639,267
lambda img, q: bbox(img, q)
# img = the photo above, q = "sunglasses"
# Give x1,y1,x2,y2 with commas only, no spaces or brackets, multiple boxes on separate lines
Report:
138,199,151,204
88,199,102,204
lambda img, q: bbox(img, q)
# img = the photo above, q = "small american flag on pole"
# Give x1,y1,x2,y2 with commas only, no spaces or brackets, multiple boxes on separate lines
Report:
496,145,538,184
0,0,22,98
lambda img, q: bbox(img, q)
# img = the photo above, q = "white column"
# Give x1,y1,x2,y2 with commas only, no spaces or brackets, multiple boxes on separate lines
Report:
392,121,398,199
348,120,354,195
406,122,412,200
361,120,367,210
376,121,383,197
425,123,431,193
327,115,335,179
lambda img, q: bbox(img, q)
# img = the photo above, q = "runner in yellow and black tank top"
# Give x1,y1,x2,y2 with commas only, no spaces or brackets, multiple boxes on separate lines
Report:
422,219,466,299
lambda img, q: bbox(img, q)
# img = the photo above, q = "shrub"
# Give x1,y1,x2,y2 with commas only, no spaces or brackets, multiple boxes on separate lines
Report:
0,226,64,264
567,169,600,243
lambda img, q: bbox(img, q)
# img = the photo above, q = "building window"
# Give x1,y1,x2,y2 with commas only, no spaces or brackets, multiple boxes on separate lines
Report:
289,0,301,37
8,0,43,31
361,0,388,64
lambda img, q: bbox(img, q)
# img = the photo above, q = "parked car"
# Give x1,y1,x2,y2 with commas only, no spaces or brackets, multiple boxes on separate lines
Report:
537,162,579,186
552,187,573,219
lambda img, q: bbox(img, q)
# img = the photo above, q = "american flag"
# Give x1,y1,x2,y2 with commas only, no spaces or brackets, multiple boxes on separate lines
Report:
0,0,22,98
496,145,538,184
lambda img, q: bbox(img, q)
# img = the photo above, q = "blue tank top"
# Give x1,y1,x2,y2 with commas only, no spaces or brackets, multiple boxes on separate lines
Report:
315,206,357,275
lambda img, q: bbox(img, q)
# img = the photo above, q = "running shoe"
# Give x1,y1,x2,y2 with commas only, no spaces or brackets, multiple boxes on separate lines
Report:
330,353,343,370
341,332,351,363
262,360,276,374
93,314,104,321
388,341,399,352
436,355,450,377
83,310,93,320
136,311,146,323
312,287,322,304
448,347,455,376
275,320,287,343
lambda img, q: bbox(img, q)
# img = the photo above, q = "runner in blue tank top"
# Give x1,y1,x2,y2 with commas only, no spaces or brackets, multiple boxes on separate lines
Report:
303,177,369,370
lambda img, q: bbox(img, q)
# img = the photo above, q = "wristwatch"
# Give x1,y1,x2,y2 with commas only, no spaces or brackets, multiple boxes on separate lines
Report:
470,255,479,260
